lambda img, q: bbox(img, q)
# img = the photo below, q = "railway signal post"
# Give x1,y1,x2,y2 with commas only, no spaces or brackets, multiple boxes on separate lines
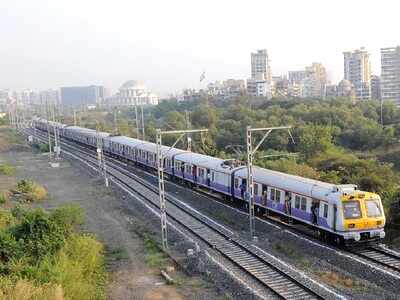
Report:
246,126,293,240
156,128,208,250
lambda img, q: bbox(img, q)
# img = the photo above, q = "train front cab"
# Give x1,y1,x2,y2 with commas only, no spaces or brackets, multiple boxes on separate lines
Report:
338,192,386,245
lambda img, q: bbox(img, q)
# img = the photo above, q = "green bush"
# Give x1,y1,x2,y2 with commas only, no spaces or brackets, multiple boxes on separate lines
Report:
12,210,65,261
39,144,50,153
51,204,84,235
0,164,16,176
0,231,21,263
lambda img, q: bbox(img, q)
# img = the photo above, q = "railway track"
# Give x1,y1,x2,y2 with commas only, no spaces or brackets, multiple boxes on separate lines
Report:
26,128,329,299
350,246,400,273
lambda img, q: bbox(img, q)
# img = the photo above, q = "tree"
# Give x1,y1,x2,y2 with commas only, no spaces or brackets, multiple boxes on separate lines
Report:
297,125,334,159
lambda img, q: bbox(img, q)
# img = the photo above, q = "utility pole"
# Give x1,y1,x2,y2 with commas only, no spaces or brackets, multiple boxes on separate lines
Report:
156,128,208,250
185,111,192,151
246,126,294,240
73,109,77,126
113,107,118,135
141,104,145,141
134,100,140,139
52,103,60,160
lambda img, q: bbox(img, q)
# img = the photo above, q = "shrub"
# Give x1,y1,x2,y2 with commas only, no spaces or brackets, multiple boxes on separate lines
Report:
15,180,48,202
12,210,65,261
39,144,50,153
50,204,84,235
0,231,21,263
0,210,16,230
0,192,9,205
0,164,16,176
34,234,106,300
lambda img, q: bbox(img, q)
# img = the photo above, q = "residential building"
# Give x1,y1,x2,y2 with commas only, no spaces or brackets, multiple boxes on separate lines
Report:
287,82,301,98
207,79,246,99
288,71,307,84
251,49,272,82
60,85,105,107
381,46,400,105
343,48,372,101
272,76,288,97
247,74,272,99
39,89,60,107
106,80,159,106
371,75,381,100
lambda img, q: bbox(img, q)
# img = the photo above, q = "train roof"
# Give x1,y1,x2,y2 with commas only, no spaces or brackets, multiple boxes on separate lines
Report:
65,126,109,138
106,135,145,147
235,167,357,202
175,152,238,174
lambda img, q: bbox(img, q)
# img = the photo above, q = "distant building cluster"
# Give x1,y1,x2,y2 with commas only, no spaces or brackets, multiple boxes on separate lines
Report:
105,80,159,107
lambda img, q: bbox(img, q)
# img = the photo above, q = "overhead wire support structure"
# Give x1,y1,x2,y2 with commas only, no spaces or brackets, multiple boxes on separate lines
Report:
246,126,294,240
156,128,208,250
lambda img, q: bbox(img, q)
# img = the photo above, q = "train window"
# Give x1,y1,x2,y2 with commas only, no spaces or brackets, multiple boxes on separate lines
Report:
275,190,281,203
234,178,239,189
343,201,362,219
270,188,275,201
254,183,259,195
295,195,300,209
323,204,328,218
300,197,307,211
366,199,382,217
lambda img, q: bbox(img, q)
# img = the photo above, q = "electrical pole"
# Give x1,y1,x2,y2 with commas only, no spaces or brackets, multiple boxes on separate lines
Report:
134,100,140,139
141,104,145,141
52,103,60,160
156,128,208,250
73,109,77,126
185,111,192,151
246,126,294,240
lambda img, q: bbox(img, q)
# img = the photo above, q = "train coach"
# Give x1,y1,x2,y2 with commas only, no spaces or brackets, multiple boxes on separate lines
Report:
32,118,386,246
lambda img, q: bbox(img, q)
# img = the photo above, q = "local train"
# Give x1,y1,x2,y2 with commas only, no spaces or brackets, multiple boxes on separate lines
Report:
32,117,386,246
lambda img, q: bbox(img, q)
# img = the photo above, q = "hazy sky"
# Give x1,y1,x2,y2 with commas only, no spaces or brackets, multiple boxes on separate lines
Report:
1,0,399,96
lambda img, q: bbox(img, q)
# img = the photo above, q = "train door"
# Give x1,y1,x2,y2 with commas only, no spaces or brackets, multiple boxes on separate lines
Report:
311,199,320,225
285,191,292,216
206,169,211,186
192,165,197,182
241,178,247,199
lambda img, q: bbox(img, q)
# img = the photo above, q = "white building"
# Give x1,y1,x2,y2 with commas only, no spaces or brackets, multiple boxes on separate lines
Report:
247,74,272,99
381,46,400,106
248,49,272,98
108,80,159,106
343,48,371,101
251,49,272,82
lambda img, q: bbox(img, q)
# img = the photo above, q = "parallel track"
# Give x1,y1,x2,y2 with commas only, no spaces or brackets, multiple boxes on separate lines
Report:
26,128,325,300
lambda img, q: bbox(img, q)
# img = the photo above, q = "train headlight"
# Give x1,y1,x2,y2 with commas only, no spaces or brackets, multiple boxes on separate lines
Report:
354,233,361,241
379,231,386,239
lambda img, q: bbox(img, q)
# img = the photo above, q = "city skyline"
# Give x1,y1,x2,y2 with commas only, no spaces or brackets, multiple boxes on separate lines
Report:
1,0,399,96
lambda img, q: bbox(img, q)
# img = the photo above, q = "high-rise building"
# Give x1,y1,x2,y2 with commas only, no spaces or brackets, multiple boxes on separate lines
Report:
251,49,272,82
343,48,371,101
60,85,105,107
248,49,272,98
381,46,400,105
371,75,381,100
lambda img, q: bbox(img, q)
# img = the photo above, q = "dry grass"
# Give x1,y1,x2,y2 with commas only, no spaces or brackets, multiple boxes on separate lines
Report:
0,164,16,176
0,279,64,300
14,180,48,202
318,271,356,289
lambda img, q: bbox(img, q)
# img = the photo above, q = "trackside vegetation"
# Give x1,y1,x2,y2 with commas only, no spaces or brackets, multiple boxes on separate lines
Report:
0,205,106,300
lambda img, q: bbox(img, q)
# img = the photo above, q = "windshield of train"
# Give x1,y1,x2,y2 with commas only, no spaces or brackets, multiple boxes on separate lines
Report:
343,201,361,219
366,199,382,217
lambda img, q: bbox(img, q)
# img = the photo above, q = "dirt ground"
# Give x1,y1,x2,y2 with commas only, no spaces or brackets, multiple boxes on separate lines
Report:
0,129,222,300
